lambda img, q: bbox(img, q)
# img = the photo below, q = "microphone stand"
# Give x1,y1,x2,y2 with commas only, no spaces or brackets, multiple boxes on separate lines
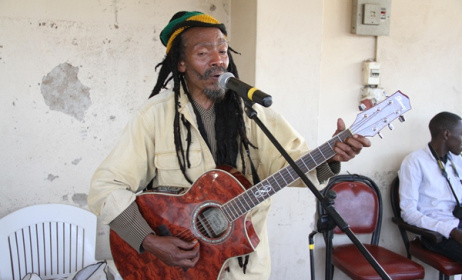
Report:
243,101,391,280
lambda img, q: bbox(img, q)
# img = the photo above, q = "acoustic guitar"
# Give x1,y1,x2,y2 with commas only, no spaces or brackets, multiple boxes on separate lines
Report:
110,91,411,279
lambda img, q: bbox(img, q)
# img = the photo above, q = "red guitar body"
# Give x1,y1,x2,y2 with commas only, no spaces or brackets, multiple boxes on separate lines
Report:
110,166,260,280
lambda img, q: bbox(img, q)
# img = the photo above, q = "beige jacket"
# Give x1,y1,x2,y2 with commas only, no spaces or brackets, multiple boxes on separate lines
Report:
88,88,323,280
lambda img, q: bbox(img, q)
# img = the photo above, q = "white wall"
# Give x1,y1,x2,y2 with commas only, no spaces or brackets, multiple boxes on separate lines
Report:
250,1,325,279
256,0,462,279
1,0,462,279
0,0,231,261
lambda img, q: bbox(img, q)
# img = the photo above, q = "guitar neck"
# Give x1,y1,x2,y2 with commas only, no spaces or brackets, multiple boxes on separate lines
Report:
222,129,353,222
221,91,412,222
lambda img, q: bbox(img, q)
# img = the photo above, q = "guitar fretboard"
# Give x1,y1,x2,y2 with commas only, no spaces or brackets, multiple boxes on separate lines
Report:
221,129,353,222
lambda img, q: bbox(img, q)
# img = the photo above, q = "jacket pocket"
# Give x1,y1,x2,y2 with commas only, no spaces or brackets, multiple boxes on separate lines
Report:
154,150,203,187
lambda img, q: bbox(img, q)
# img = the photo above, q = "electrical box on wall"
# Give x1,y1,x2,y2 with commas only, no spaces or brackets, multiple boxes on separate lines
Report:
362,61,380,85
351,0,391,36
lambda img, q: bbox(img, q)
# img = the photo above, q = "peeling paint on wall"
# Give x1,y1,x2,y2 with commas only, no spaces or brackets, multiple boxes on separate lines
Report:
46,174,59,181
41,63,91,122
72,158,82,165
72,193,88,207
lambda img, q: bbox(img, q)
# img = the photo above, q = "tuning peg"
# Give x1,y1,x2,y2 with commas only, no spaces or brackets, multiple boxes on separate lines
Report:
398,115,406,122
378,132,383,139
388,123,394,130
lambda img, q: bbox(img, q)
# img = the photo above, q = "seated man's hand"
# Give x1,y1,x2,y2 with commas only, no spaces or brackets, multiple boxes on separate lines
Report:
329,118,371,163
142,234,200,268
450,228,462,245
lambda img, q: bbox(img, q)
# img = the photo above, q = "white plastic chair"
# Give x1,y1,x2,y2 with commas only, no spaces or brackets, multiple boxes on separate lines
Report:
0,204,97,280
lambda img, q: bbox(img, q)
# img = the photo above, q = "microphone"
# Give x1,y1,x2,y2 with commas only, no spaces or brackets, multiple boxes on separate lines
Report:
218,72,273,107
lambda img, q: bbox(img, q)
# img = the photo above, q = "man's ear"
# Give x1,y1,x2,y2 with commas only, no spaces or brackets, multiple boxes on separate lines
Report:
178,61,186,73
443,129,450,140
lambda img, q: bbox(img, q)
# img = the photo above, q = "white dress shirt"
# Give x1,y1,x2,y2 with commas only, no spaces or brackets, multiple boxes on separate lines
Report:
399,145,462,238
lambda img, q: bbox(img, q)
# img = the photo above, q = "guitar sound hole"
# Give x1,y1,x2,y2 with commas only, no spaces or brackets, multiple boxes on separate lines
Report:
197,206,229,239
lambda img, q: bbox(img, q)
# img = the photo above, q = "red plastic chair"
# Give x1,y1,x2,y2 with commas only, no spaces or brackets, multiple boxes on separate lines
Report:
318,174,425,280
390,176,462,280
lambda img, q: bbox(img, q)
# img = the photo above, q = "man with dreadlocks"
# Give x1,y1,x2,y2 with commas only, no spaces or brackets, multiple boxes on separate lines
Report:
88,11,370,279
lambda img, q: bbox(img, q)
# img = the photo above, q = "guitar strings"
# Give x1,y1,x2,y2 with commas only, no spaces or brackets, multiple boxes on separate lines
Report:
172,209,224,241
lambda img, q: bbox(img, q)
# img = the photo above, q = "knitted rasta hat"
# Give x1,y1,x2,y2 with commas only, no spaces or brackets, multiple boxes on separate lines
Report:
160,11,227,54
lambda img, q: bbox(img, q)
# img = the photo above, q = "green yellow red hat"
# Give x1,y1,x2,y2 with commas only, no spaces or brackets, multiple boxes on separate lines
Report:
160,11,227,54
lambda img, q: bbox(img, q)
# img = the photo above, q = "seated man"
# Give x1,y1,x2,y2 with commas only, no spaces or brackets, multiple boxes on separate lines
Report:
399,111,462,263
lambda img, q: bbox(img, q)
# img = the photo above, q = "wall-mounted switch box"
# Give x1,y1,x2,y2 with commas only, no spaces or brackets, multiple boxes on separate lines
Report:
352,0,391,36
363,4,381,25
362,61,381,85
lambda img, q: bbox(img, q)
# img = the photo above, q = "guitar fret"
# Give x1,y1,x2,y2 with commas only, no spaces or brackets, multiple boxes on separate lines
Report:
308,152,320,166
221,203,231,221
222,205,233,221
299,157,310,173
318,145,329,160
273,173,284,190
233,199,244,217
241,193,253,210
280,169,291,184
324,141,336,159
317,148,329,161
316,148,326,161
300,158,310,172
223,205,234,221
235,196,247,216
232,199,242,217
266,177,278,195
276,173,286,190
241,191,257,211
326,139,334,150
300,157,315,172
247,191,258,208
288,168,297,181
228,201,239,220
269,176,279,193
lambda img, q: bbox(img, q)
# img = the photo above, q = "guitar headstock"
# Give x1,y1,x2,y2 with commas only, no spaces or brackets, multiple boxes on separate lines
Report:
351,91,411,138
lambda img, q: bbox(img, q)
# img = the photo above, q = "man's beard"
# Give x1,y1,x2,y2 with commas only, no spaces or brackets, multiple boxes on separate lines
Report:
196,67,227,102
204,88,226,102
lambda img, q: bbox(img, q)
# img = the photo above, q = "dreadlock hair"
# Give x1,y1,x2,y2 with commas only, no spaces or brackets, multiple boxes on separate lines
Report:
149,31,254,184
